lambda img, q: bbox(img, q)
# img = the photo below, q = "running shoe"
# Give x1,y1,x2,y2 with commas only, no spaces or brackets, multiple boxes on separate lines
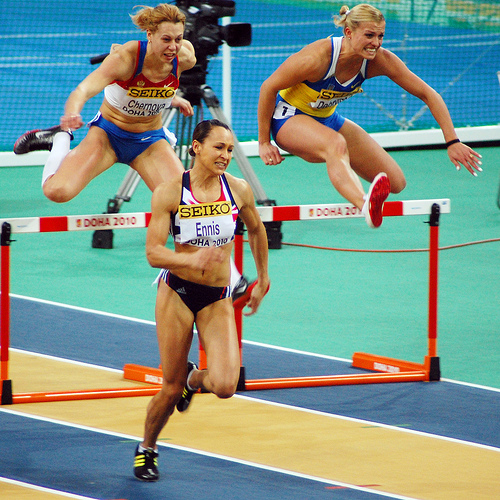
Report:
232,276,257,305
232,279,257,309
231,275,249,301
133,444,159,482
13,125,73,154
176,361,198,413
362,173,391,228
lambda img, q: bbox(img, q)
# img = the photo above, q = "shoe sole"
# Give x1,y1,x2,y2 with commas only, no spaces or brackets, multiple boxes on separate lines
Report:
366,173,391,228
134,474,159,482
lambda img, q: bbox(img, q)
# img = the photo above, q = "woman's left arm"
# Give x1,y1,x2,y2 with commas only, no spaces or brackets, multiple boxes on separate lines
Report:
178,39,196,74
231,177,270,316
372,49,482,176
172,40,196,117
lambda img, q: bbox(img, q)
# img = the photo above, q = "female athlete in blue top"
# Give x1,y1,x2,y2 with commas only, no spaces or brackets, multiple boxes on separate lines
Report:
258,3,482,228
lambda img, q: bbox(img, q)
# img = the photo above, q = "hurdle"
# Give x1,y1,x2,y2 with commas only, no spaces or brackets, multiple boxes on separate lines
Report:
124,198,450,391
0,199,449,404
0,213,162,405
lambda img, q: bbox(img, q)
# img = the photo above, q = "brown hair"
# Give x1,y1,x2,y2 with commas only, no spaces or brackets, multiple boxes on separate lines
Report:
189,120,232,157
333,4,385,32
131,4,186,33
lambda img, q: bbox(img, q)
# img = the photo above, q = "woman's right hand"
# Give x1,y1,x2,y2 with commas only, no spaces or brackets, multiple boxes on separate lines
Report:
60,113,84,131
190,246,226,275
259,141,284,166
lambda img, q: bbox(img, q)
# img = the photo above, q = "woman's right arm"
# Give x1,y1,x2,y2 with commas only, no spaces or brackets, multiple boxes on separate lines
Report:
146,182,187,270
61,42,137,130
257,39,330,164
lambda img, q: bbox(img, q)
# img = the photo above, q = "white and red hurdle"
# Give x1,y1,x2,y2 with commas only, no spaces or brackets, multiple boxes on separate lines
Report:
0,198,449,404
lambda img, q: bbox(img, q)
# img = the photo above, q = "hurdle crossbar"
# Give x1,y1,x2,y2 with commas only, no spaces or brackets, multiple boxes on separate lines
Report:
1,199,448,403
0,199,450,234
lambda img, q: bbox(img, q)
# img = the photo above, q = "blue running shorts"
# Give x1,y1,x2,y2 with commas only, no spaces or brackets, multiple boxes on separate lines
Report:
88,113,169,165
271,95,346,141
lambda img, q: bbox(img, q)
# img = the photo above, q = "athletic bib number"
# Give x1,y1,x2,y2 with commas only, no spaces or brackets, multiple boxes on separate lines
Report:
273,101,296,119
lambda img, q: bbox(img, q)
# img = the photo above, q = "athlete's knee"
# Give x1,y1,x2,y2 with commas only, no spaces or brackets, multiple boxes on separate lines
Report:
160,380,184,406
388,173,406,193
210,374,238,399
324,131,348,158
149,384,182,417
42,181,76,203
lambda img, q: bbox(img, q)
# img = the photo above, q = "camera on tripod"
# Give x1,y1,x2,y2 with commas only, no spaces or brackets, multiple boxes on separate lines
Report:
176,0,252,86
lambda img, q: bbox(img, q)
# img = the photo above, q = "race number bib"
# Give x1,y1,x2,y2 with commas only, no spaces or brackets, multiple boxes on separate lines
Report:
273,100,296,119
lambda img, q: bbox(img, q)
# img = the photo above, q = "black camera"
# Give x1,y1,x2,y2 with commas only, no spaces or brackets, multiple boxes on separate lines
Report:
176,0,252,86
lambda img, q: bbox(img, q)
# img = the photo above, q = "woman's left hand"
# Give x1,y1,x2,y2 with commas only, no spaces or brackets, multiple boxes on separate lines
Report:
448,142,483,177
242,280,270,317
172,95,194,117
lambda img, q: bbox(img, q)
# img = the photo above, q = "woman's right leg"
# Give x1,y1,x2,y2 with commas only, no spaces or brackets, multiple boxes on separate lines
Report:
275,114,366,210
42,126,117,203
141,281,195,449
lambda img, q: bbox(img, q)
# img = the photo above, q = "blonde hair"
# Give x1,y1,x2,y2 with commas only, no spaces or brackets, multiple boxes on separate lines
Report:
334,4,385,32
131,4,186,33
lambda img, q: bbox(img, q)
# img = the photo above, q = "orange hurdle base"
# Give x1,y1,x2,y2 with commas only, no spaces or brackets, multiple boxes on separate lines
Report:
352,352,440,382
123,360,431,391
7,385,161,404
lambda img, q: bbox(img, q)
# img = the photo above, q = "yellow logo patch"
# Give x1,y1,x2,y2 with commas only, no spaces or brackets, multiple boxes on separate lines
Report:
179,201,232,219
127,87,176,99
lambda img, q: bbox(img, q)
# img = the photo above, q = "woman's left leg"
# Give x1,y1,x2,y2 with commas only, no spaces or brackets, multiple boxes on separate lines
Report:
339,119,407,193
131,139,184,191
189,299,240,399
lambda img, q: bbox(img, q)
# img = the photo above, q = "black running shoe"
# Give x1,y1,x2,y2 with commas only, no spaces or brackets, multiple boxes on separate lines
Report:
176,361,197,413
13,125,73,154
231,275,250,301
134,444,159,482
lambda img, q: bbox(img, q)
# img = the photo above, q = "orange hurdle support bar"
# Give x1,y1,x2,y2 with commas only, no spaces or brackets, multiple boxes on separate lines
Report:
351,203,442,381
11,385,162,404
244,371,427,390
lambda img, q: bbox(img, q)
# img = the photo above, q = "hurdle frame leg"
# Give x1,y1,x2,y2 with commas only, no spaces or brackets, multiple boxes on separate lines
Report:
351,203,441,381
1,223,13,405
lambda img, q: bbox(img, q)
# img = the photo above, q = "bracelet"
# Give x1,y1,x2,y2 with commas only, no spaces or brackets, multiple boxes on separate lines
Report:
445,138,461,148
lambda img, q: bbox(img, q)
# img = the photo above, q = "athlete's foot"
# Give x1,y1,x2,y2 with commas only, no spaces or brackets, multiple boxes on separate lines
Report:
133,444,159,482
176,361,198,413
362,173,391,228
14,126,73,154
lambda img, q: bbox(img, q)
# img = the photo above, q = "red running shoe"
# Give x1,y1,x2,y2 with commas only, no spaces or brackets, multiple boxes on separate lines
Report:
363,173,391,228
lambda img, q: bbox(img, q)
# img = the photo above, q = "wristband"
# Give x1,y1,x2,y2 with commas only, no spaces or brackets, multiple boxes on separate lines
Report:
445,139,460,148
